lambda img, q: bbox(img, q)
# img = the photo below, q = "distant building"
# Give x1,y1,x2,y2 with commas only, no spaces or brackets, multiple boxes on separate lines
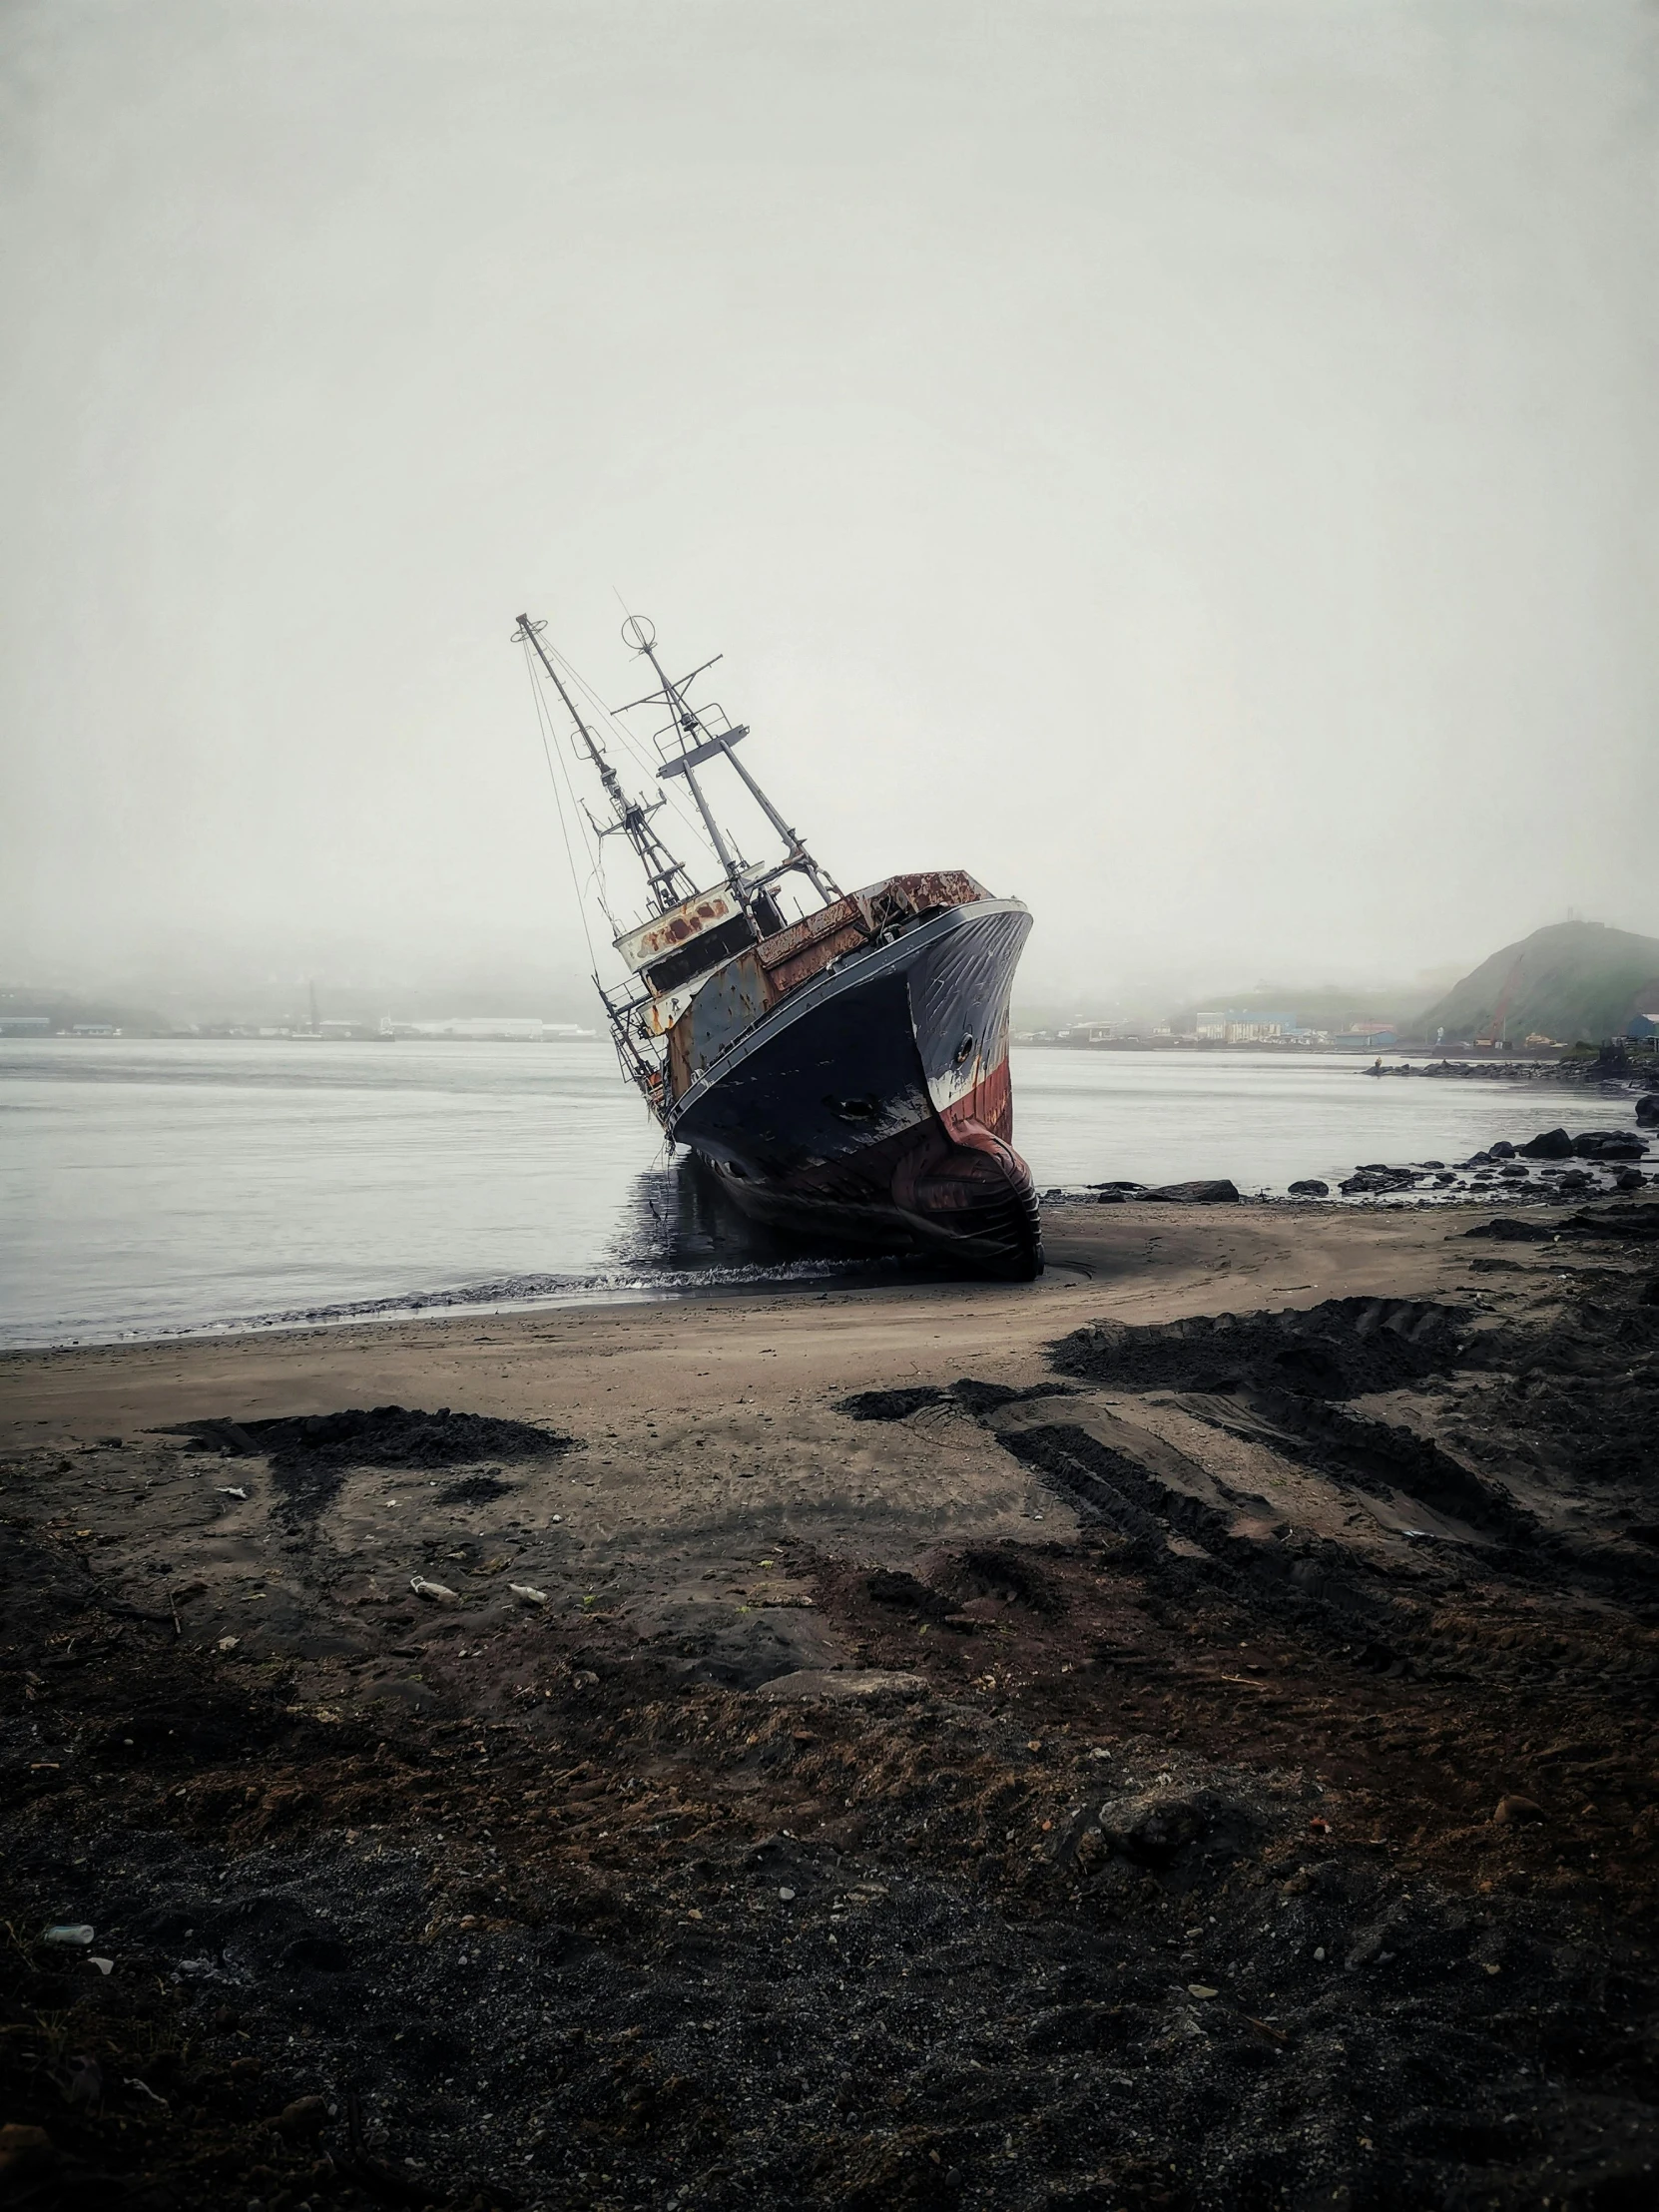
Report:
393,1017,595,1042
70,1023,119,1036
1335,1024,1397,1050
0,1015,51,1035
1197,1009,1299,1043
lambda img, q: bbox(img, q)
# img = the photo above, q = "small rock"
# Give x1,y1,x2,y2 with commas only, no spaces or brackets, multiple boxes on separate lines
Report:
1288,1179,1329,1197
65,2058,102,2110
1187,1983,1219,1999
1145,1178,1241,1204
1494,1794,1544,1824
1083,1785,1260,1868
1465,1217,1552,1243
755,1668,929,1704
1573,1130,1647,1160
1340,1166,1420,1195
0,2126,56,2185
276,2096,328,2141
1518,1127,1573,1160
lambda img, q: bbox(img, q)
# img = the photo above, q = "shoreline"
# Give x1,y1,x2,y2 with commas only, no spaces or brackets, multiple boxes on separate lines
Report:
6,1176,1651,1362
0,1199,1521,1441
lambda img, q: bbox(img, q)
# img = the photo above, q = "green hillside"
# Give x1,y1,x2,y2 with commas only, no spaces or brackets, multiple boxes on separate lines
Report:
1411,920,1659,1046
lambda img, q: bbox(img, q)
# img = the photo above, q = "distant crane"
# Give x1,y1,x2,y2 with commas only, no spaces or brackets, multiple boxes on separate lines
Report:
1476,953,1526,1047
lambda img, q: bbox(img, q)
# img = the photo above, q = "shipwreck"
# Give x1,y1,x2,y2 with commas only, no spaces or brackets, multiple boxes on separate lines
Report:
513,612,1041,1278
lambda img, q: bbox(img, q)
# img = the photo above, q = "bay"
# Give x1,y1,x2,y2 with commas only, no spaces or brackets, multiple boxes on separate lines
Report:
0,1037,1586,1348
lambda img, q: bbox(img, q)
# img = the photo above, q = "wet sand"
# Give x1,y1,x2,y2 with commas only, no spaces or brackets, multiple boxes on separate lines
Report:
3,1198,1657,2211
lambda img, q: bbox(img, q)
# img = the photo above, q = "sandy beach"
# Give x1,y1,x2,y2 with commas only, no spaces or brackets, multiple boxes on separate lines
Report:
3,1195,1657,2210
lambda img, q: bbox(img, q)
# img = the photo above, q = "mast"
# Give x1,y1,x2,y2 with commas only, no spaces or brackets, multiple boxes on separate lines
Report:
513,614,695,916
616,614,842,912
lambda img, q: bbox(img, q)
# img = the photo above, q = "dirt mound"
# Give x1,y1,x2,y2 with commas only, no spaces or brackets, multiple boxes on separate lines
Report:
836,1385,951,1422
858,1548,1069,1628
176,1404,572,1471
1447,1304,1659,1490
1564,1202,1659,1243
1051,1297,1467,1399
170,1406,574,1520
837,1380,1073,1423
1468,1205,1659,1247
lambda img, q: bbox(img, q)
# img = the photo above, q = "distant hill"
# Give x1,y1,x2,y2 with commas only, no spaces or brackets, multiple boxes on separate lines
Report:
1411,921,1659,1046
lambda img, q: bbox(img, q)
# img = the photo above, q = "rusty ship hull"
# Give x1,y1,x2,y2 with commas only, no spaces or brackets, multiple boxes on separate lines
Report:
663,877,1040,1278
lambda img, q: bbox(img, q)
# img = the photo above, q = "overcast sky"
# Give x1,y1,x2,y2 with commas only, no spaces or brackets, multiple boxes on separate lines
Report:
2,0,1655,1010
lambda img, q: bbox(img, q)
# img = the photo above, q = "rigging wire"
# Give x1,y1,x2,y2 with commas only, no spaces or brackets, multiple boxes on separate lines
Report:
520,645,601,977
547,693,618,938
544,640,718,865
520,644,671,1130
524,646,637,941
539,632,794,902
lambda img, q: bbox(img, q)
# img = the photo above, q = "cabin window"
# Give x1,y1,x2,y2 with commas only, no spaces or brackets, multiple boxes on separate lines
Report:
644,911,758,996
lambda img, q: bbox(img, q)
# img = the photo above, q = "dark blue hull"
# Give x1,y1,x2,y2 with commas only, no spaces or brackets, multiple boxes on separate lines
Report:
666,899,1040,1276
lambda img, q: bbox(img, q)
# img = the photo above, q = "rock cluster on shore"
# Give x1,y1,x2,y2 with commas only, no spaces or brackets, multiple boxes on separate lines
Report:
1325,1125,1653,1205
1047,1075,1659,1211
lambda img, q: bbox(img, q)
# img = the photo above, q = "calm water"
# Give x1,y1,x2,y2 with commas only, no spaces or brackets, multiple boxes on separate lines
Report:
0,1038,1593,1349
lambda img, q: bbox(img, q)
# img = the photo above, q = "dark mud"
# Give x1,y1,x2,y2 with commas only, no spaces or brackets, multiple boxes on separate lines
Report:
1049,1298,1468,1400
167,1409,575,1525
7,1506,1659,2212
172,1407,573,1476
5,1223,1659,2210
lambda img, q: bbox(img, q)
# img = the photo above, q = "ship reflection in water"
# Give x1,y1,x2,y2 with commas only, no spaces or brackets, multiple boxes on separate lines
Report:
606,1151,931,1291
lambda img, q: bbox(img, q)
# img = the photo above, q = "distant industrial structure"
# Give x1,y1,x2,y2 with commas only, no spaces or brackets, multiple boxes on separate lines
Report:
1192,1009,1327,1044
1012,1009,1403,1050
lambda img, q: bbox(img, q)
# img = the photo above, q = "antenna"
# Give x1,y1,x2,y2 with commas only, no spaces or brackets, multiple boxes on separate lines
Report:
617,615,842,910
